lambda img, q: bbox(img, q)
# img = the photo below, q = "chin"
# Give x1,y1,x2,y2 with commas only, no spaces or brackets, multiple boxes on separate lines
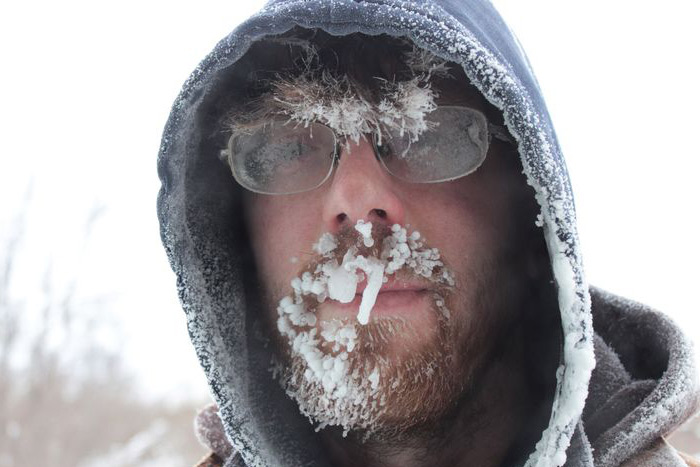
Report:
275,296,470,438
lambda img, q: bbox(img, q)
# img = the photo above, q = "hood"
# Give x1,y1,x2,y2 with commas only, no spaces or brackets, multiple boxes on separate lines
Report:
156,1,698,466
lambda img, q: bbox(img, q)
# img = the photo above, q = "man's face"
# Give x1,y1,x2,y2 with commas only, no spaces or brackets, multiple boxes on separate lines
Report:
242,81,539,436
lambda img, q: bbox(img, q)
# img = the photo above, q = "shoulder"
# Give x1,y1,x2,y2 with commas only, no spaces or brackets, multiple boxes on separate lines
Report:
620,438,700,467
678,450,700,467
193,450,247,467
194,452,224,467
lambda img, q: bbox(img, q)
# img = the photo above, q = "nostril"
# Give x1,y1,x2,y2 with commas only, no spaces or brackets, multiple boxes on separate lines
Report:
336,213,348,224
371,209,387,219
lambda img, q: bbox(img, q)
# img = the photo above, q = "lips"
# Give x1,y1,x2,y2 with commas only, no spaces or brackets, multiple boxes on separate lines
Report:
355,278,428,295
371,289,430,310
320,279,432,319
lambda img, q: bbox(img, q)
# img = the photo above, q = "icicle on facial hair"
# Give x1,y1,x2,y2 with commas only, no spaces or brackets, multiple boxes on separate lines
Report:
326,220,382,325
274,220,456,436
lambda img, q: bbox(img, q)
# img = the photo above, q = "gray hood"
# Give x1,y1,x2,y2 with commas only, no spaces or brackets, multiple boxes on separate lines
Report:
157,1,699,465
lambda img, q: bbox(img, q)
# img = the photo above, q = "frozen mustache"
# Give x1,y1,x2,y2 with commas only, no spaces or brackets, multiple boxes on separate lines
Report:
273,221,456,434
278,220,455,328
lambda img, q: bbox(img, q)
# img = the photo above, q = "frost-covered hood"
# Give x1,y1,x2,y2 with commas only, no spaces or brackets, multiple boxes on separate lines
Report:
157,1,699,466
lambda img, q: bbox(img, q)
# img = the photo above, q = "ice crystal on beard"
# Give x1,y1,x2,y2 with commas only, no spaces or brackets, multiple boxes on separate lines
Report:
354,219,374,247
274,220,455,436
313,232,338,256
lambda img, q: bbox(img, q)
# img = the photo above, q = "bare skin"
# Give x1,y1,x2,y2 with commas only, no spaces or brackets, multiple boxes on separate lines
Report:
320,332,534,467
243,86,552,466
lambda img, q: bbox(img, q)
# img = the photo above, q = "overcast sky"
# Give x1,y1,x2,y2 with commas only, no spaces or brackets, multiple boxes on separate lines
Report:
1,0,698,402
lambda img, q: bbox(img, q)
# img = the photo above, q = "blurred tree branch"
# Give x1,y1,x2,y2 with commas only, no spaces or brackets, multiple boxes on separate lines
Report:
0,196,207,466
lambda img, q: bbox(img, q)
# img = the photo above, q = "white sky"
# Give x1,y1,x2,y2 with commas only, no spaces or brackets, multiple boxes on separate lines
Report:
1,0,698,403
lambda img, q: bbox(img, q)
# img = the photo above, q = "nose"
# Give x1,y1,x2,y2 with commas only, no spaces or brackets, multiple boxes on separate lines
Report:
322,136,406,233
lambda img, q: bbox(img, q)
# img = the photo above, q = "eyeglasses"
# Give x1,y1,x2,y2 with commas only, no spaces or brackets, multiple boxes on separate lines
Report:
222,106,515,195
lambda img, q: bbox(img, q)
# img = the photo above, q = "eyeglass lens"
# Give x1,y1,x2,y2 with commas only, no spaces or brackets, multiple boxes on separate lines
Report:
228,106,490,194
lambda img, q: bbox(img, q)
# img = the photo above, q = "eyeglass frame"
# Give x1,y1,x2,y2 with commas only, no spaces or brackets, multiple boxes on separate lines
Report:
220,105,516,195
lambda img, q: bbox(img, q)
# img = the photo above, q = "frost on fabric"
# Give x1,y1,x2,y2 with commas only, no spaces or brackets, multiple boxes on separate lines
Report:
274,220,455,435
526,215,595,467
194,403,235,460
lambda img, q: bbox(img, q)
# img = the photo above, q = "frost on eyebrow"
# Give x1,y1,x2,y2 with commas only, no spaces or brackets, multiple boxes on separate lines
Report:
402,46,453,79
222,42,451,150
270,72,439,149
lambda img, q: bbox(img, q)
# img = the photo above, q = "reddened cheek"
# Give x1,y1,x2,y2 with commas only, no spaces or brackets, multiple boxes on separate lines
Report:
243,192,326,297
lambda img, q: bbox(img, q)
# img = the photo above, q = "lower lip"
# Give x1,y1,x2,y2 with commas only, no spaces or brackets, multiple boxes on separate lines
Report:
319,289,431,319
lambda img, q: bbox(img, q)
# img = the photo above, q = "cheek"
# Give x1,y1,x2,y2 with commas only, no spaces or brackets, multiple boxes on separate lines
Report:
406,181,508,268
244,194,323,299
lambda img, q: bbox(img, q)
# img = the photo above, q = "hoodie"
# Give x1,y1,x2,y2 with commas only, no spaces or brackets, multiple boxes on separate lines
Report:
156,1,700,465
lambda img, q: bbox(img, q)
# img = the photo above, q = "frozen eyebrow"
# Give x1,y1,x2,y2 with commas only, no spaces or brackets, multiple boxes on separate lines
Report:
222,94,284,135
272,72,377,146
220,40,454,155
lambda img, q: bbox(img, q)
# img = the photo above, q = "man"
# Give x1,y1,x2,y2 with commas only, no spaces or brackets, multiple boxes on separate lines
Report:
157,1,700,466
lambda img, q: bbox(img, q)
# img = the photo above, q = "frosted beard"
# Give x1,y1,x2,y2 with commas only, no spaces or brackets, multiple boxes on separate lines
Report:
272,221,463,438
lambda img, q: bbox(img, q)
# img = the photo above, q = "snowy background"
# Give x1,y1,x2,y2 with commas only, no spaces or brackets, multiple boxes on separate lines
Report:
1,0,698,464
